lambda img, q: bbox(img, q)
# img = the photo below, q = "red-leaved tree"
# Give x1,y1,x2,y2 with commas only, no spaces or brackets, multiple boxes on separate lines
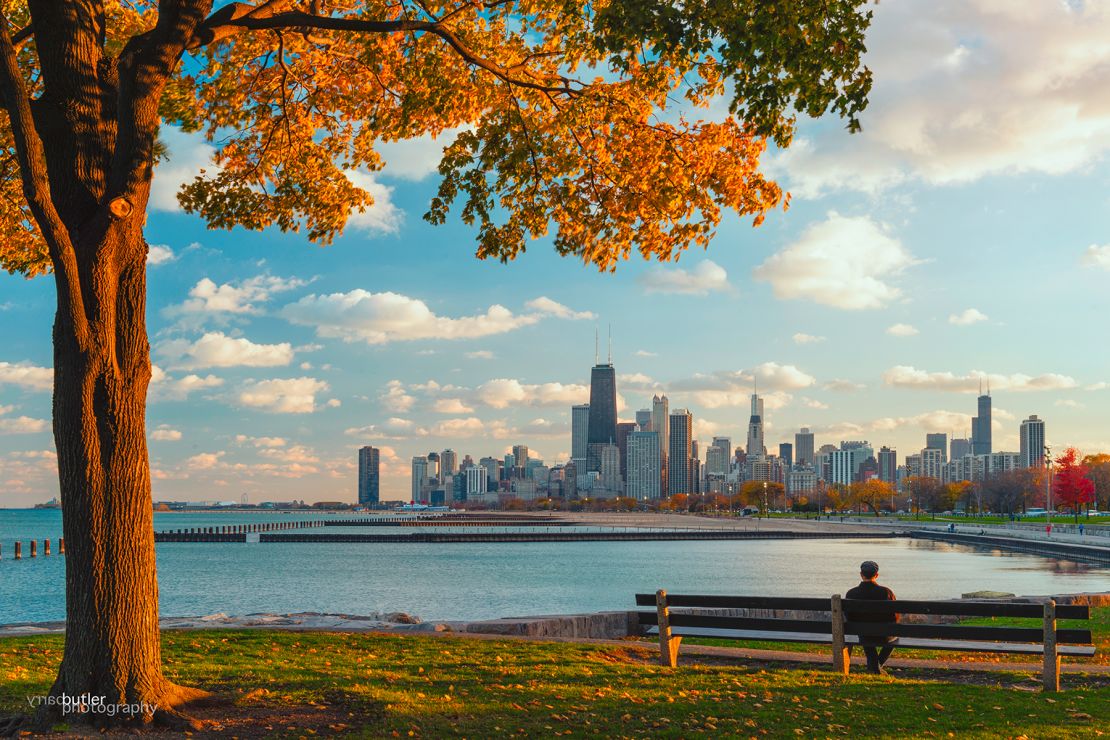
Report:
1053,448,1096,522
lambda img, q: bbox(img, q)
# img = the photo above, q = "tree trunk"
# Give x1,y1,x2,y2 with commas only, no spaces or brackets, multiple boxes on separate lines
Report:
46,220,206,727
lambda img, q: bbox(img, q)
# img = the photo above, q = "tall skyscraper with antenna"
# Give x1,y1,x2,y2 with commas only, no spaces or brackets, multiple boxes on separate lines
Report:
971,377,992,455
746,381,766,458
586,328,617,472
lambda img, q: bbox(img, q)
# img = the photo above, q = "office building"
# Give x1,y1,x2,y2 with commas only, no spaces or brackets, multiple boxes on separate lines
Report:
972,383,992,455
616,421,636,480
464,466,485,499
778,442,793,469
571,404,590,469
711,437,732,471
357,446,380,506
786,466,818,498
877,446,897,484
411,456,429,502
746,391,765,457
925,433,948,463
440,449,458,477
626,430,661,500
635,408,652,431
950,437,971,461
905,453,922,478
426,451,440,481
921,447,944,480
652,394,670,492
479,456,501,491
795,428,815,467
511,445,529,469
587,354,618,471
598,444,622,497
668,409,693,495
1020,415,1046,468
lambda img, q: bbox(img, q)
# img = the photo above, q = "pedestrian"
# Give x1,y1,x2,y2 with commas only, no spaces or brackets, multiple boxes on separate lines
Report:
845,561,898,675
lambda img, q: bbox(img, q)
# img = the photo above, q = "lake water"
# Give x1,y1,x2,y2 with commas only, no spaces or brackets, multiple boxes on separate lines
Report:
1,509,1107,625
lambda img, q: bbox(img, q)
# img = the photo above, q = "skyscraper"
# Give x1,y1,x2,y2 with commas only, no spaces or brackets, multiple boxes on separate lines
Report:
668,409,693,495
778,442,793,469
587,356,617,472
635,408,652,430
1020,415,1046,468
616,421,636,480
627,430,662,500
411,456,429,502
652,394,670,492
571,404,590,468
711,437,732,471
925,433,948,463
795,428,815,467
921,447,944,480
357,446,380,506
877,446,897,484
971,383,992,455
440,449,459,477
950,437,971,461
598,444,622,497
746,391,765,457
512,444,529,468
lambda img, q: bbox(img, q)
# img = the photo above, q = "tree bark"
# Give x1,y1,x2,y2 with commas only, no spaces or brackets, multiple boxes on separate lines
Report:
42,215,208,728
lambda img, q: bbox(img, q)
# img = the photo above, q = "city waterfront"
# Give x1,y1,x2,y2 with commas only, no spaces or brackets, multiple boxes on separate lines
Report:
2,509,1106,626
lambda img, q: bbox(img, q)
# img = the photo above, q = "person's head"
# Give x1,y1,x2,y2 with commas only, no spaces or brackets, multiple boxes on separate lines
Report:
859,560,880,581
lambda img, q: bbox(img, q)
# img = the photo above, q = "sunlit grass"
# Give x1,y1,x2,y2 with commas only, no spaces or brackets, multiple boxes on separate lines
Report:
1,629,1106,737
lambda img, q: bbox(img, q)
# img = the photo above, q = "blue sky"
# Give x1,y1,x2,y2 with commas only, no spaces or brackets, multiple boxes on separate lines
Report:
2,0,1110,505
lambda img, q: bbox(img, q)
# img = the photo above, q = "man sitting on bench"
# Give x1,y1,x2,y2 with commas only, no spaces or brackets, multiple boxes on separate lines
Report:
845,560,899,674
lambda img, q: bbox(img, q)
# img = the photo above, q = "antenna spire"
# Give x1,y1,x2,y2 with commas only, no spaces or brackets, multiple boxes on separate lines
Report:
979,376,983,395
608,324,612,364
594,327,598,365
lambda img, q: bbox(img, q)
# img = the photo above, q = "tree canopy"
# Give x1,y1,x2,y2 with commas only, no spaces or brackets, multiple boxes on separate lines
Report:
0,0,872,277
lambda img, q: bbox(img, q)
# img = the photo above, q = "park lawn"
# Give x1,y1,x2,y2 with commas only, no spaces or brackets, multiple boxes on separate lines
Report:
650,607,1110,667
1,630,1108,738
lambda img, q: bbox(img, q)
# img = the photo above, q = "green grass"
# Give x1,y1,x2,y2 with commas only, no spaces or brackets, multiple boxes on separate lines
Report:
1,629,1107,737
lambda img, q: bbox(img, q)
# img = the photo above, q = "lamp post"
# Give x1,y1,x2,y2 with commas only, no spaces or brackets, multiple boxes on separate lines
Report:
762,481,768,518
1044,444,1052,528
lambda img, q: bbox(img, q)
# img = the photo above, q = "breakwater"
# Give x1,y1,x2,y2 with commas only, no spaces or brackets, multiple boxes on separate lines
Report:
911,530,1110,566
152,529,904,543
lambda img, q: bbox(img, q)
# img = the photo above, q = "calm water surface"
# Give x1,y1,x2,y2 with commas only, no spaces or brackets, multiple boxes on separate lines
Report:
2,509,1107,625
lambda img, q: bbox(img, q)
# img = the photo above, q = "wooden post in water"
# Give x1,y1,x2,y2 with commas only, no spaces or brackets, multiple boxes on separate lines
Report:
29,539,36,557
44,539,50,555
655,589,682,668
15,541,21,560
1043,599,1060,692
831,594,850,676
59,537,65,554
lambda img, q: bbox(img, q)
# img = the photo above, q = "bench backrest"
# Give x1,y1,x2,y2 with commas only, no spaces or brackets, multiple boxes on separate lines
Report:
634,593,1093,645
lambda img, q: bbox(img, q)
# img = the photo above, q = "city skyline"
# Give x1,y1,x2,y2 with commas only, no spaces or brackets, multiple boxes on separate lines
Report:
3,0,1110,505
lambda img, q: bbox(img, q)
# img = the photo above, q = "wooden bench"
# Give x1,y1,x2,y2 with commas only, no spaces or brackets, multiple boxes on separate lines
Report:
635,590,1095,691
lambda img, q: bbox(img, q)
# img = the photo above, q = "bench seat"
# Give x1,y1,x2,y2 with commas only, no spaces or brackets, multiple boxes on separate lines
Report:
644,625,1097,656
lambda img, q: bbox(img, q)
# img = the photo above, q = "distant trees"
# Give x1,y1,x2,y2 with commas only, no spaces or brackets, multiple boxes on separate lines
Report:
980,469,1038,514
847,479,894,515
1054,448,1096,522
1082,453,1110,511
904,476,944,518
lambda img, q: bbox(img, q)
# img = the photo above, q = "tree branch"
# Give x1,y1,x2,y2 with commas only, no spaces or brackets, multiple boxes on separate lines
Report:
0,11,89,346
189,5,580,96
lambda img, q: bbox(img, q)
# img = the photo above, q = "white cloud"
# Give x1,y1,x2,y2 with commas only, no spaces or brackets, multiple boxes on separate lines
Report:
0,362,52,391
237,377,330,414
149,425,182,441
259,445,320,464
150,127,217,211
345,417,426,439
235,435,287,448
949,308,988,326
475,379,588,409
342,170,403,234
635,350,657,357
638,260,731,295
155,331,294,370
792,333,825,345
0,407,48,434
883,365,1077,393
147,244,176,266
187,451,224,469
380,380,415,412
433,398,475,414
886,323,920,337
770,1,1110,197
1056,399,1084,409
149,365,224,401
465,350,495,360
1082,244,1110,270
753,212,917,310
824,379,865,392
376,127,470,181
281,291,591,345
168,275,308,318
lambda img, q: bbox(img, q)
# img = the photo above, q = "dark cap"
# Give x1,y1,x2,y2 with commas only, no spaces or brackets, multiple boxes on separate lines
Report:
860,561,879,577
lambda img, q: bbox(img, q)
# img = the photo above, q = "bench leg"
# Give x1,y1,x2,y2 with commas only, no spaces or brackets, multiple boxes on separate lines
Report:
656,589,681,668
1043,600,1060,692
831,594,850,676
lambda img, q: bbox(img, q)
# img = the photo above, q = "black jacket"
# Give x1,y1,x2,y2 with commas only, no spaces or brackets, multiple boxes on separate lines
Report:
845,580,898,645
